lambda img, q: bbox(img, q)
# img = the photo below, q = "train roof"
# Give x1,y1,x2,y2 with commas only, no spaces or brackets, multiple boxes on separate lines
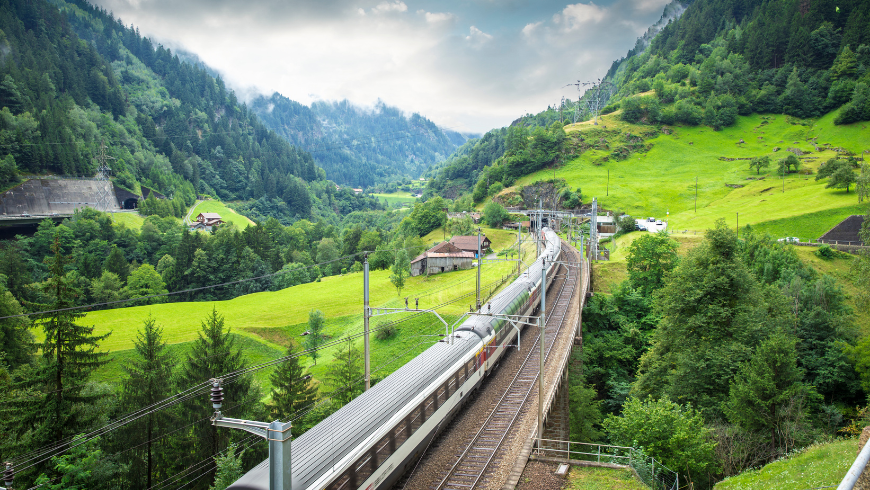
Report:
230,332,480,490
229,228,561,490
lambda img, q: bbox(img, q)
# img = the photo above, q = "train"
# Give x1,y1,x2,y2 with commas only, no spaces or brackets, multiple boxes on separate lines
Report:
228,228,562,490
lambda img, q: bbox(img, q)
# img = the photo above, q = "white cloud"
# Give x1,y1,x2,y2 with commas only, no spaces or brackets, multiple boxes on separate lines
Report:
555,2,606,31
424,11,456,23
466,25,493,43
372,1,407,14
522,21,543,36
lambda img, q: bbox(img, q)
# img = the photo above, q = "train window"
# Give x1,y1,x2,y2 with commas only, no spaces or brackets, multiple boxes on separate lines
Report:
375,433,392,466
354,451,373,484
410,406,423,432
394,418,409,447
326,472,352,490
424,393,436,418
437,384,446,405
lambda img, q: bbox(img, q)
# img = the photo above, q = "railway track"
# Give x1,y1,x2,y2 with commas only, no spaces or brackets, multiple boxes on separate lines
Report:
432,246,579,490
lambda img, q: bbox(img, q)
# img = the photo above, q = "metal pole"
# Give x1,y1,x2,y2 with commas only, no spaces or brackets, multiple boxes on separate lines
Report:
695,177,698,213
517,223,521,276
837,435,870,490
269,420,292,490
363,255,370,391
476,228,481,310
538,258,546,449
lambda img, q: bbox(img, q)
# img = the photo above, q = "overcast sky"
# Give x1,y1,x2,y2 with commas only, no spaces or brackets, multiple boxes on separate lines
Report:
91,0,672,133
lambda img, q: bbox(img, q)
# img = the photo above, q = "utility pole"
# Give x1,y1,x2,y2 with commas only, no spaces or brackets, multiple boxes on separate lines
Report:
606,170,609,196
538,258,546,449
363,255,370,391
517,223,522,275
695,177,698,213
476,228,482,311
211,380,292,490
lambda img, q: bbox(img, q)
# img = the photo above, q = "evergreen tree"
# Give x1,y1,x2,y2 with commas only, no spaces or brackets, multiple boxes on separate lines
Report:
725,332,816,457
0,279,33,370
324,338,364,407
104,245,130,284
267,341,318,422
173,308,261,488
118,317,174,490
31,234,110,444
209,443,244,490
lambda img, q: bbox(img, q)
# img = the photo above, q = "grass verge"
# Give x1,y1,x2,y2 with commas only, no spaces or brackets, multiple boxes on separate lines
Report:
567,465,647,490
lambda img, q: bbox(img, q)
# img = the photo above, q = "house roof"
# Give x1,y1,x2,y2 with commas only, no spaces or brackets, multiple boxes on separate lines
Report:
411,242,473,264
449,235,489,251
198,212,222,219
818,215,866,243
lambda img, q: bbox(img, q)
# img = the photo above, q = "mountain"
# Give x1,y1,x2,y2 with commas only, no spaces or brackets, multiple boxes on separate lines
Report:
250,92,472,187
0,0,382,225
429,0,870,200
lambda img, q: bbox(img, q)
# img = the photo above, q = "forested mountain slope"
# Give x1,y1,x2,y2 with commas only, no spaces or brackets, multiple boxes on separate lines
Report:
250,92,470,187
0,0,382,224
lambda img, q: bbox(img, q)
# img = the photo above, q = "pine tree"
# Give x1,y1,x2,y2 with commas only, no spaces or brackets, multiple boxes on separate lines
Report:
267,340,318,422
103,245,130,283
31,234,110,443
173,308,261,488
118,317,174,489
324,338,364,407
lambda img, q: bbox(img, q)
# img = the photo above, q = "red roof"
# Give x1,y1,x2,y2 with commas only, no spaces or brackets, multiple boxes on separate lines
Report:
449,235,489,252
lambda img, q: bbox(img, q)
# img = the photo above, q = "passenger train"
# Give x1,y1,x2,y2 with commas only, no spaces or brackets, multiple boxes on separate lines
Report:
228,228,562,490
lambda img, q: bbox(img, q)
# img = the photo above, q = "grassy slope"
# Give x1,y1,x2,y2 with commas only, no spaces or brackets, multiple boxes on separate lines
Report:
371,191,417,207
567,466,647,490
190,200,255,229
84,237,533,393
516,112,869,241
109,211,146,230
715,438,855,490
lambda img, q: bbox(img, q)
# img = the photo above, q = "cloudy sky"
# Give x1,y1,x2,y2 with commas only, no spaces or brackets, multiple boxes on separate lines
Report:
91,0,672,133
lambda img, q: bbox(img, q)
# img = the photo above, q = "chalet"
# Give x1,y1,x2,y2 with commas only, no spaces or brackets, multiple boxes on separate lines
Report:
410,242,474,277
192,212,223,231
449,235,491,258
446,211,482,224
352,188,363,194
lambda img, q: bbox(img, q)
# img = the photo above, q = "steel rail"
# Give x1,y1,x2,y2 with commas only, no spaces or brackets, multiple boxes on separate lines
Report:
434,245,578,490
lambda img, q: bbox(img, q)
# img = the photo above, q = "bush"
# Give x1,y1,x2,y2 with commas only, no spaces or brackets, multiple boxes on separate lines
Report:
815,244,837,259
375,323,397,341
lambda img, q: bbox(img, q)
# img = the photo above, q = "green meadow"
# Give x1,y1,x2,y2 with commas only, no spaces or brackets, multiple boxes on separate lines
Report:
371,191,417,208
516,112,869,241
83,236,535,394
189,199,255,229
714,438,855,490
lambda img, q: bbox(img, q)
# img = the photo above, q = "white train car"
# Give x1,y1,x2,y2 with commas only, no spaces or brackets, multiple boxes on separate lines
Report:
229,228,562,490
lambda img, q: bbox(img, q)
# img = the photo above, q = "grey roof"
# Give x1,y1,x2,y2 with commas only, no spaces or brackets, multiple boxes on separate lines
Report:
230,229,561,490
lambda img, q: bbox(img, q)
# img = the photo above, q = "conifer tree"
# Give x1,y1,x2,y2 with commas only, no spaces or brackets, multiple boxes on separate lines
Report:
173,308,261,487
119,317,174,489
324,338,364,407
31,234,110,443
267,340,318,422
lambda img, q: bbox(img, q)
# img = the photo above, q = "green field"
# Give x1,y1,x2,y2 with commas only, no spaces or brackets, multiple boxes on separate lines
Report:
109,211,146,230
715,438,855,490
189,200,255,229
515,112,869,240
80,237,534,394
372,191,418,208
566,465,646,490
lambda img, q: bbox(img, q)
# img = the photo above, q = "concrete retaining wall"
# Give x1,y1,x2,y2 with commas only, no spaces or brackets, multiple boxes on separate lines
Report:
0,179,119,216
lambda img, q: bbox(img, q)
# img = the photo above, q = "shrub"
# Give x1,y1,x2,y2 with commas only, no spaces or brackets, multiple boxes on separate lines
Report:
375,323,397,341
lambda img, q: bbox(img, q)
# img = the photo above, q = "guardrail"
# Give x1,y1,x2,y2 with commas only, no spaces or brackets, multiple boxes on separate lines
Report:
532,440,679,490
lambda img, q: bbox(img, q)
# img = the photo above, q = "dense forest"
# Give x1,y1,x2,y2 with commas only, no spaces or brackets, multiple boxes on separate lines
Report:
251,93,471,187
0,0,388,225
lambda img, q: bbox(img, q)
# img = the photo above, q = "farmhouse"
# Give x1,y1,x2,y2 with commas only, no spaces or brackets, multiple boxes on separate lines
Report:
410,242,474,277
449,235,490,258
192,212,223,231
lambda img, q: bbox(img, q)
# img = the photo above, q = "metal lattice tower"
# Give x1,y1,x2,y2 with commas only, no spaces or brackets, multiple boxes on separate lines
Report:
590,197,598,261
582,79,614,126
94,141,116,213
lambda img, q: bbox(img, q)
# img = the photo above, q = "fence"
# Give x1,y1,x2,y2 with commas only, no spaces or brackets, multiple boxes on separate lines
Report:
533,440,679,490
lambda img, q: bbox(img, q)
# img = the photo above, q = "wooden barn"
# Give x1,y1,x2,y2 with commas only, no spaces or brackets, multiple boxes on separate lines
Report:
410,242,474,277
449,235,491,258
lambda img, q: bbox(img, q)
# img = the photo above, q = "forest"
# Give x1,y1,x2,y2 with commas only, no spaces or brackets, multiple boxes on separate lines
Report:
563,219,870,487
251,93,470,187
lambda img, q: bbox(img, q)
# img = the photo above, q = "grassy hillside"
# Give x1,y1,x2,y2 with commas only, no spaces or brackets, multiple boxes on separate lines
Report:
715,438,855,490
371,191,417,208
515,112,869,241
110,211,146,230
567,466,646,490
189,200,255,229
84,237,534,393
